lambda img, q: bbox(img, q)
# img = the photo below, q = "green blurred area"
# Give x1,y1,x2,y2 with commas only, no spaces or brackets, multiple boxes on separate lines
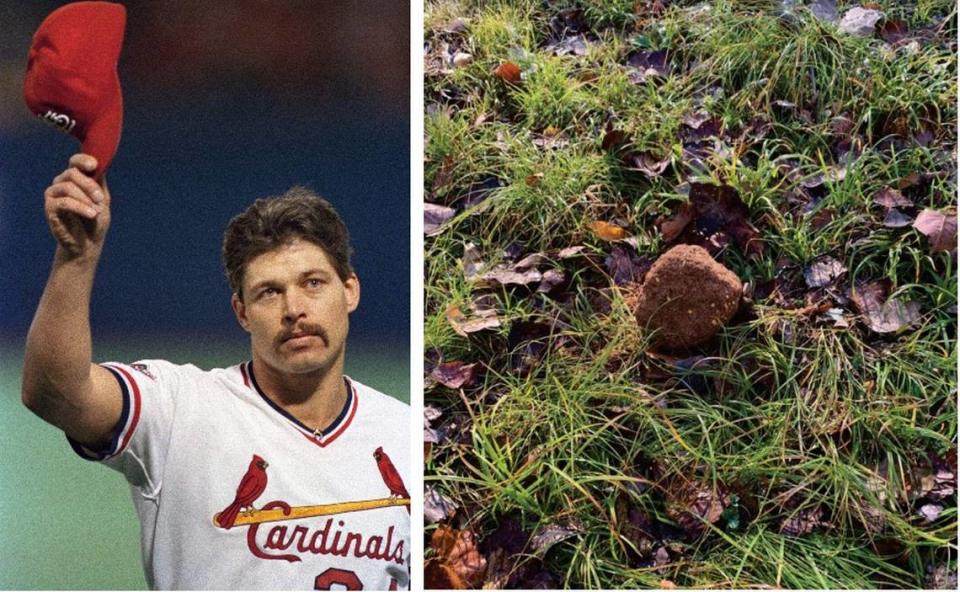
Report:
0,338,408,589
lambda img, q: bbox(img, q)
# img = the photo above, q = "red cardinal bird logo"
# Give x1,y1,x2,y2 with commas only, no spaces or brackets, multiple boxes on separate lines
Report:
217,454,269,529
374,446,409,514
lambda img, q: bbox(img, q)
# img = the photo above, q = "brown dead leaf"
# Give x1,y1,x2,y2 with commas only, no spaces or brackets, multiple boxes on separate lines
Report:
431,155,456,195
850,280,922,334
446,304,501,337
912,208,957,254
628,151,671,177
780,506,824,536
427,526,487,589
479,267,543,287
687,182,763,256
605,246,652,286
658,202,694,242
494,62,521,84
525,172,544,187
873,187,914,210
431,361,478,389
588,220,628,241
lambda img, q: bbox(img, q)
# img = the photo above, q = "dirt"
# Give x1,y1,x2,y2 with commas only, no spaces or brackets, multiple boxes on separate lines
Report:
634,244,742,350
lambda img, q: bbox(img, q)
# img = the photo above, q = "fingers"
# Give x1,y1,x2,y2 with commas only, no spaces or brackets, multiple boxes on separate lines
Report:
68,153,98,175
52,166,105,204
48,193,100,220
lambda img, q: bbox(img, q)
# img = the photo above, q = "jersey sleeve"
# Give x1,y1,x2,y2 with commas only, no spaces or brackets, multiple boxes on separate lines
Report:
66,359,179,495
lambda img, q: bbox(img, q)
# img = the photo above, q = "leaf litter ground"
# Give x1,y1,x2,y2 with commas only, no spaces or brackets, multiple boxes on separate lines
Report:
424,0,957,588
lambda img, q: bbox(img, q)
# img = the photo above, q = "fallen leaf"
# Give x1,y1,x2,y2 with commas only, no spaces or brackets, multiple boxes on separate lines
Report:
452,52,473,67
628,151,671,177
912,208,957,254
444,18,468,34
658,202,694,242
446,304,501,337
426,526,486,589
804,256,847,288
659,579,677,589
424,406,443,444
424,486,459,523
883,208,915,228
918,504,943,523
808,0,839,23
478,512,529,555
850,280,922,333
424,405,442,423
494,62,521,84
431,361,478,389
688,182,763,256
605,246,652,286
840,7,882,37
879,19,909,44
873,187,914,210
780,506,824,536
425,203,457,236
431,155,456,195
627,49,669,77
479,267,543,287
924,562,958,590
588,220,628,241
548,34,588,56
462,243,485,280
602,128,630,152
557,245,585,259
666,480,729,537
537,269,565,293
530,521,583,557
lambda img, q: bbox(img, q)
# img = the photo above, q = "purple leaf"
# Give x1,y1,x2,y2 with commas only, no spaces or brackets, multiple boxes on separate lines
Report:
804,256,847,288
912,208,957,254
425,203,457,236
425,486,459,523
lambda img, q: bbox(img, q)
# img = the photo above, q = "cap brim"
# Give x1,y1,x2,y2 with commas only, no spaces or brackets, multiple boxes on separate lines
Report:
82,68,122,180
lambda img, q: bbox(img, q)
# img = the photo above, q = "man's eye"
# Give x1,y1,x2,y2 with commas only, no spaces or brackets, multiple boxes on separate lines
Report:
307,278,324,288
259,287,279,298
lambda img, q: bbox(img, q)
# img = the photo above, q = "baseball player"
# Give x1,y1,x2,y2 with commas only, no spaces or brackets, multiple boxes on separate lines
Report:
22,154,411,590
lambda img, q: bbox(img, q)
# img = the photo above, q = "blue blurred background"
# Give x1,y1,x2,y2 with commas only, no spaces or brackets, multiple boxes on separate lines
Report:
0,1,409,587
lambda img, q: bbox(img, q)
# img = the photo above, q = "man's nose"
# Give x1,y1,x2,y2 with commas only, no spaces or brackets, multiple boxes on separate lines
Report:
281,289,307,322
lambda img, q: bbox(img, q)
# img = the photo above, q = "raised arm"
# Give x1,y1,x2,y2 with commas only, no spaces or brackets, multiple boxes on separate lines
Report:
22,153,123,449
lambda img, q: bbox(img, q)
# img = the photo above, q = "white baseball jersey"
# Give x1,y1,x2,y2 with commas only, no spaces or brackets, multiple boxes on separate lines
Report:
68,360,411,590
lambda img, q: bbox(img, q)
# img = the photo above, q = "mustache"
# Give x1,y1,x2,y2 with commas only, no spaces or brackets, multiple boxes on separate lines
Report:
275,324,329,347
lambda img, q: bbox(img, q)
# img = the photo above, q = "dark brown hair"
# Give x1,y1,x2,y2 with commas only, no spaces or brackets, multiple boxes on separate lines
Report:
222,186,353,300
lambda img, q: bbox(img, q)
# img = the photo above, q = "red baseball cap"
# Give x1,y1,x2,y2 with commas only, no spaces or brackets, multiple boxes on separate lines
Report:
24,2,126,179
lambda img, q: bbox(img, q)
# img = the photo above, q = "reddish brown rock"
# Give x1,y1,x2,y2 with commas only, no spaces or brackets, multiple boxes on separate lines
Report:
634,245,742,350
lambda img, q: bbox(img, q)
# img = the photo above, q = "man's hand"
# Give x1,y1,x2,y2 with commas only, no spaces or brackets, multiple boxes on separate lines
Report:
45,153,110,256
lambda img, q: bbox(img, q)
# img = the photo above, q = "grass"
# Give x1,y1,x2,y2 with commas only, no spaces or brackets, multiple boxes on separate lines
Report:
425,0,957,588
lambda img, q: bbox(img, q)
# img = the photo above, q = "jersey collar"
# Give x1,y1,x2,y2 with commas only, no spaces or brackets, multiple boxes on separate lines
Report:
242,361,358,448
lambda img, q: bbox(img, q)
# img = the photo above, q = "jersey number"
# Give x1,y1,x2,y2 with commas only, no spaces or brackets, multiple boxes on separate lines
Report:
314,568,362,590
313,569,398,590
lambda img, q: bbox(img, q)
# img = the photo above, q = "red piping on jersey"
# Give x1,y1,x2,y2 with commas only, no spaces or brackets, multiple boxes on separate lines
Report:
110,364,142,457
245,361,358,448
302,383,358,448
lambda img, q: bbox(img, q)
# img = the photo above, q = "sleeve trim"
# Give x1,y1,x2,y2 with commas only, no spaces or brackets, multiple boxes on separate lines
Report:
66,363,142,461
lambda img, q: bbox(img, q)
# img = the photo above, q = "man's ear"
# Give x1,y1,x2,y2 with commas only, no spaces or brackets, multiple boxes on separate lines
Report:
344,273,360,313
231,293,251,332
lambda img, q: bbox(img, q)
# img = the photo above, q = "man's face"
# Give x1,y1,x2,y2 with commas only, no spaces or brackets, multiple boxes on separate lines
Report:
231,238,359,376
